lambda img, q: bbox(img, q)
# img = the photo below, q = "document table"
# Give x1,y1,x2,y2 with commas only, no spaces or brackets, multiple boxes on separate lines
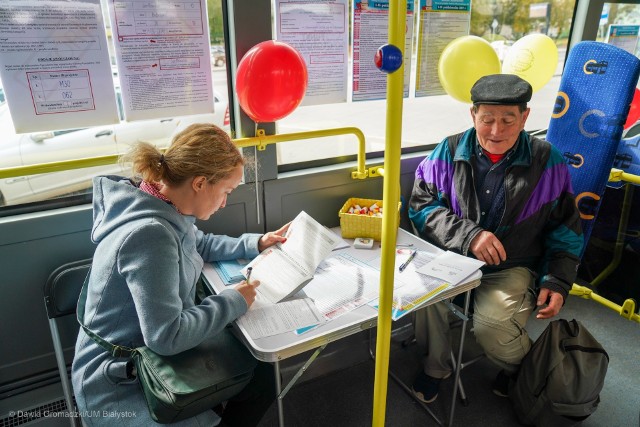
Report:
202,227,481,427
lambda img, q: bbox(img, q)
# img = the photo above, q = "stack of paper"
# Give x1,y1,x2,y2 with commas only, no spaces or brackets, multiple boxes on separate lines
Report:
212,259,250,285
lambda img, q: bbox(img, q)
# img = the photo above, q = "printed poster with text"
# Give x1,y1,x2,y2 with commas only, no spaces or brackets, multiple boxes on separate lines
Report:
415,0,471,97
276,0,349,106
106,0,214,121
605,25,640,57
0,0,119,133
352,0,414,102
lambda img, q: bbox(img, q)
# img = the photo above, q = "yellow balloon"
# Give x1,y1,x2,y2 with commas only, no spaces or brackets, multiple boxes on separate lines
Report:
438,36,501,103
502,34,558,93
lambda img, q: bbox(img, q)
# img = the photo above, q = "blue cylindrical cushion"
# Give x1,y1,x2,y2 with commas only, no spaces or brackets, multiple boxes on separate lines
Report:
546,41,640,250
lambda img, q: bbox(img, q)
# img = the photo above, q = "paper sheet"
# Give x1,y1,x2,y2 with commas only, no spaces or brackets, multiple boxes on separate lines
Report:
237,298,325,339
417,251,485,285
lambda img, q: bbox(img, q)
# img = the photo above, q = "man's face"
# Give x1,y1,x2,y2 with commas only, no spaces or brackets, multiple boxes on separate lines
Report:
471,104,530,154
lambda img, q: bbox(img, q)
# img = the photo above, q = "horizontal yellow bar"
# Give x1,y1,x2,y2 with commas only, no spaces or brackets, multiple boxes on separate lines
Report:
0,127,369,180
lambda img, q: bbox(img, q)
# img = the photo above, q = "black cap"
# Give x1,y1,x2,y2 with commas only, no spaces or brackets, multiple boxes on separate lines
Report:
470,74,532,105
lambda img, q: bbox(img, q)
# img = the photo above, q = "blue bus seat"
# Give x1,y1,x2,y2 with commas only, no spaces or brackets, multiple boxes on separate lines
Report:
546,41,640,252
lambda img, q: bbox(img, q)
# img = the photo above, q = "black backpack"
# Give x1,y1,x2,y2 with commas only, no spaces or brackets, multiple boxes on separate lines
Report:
510,318,609,426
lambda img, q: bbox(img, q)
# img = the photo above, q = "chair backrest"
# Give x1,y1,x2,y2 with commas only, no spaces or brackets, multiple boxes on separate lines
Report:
545,41,640,253
43,259,92,427
44,259,92,320
611,134,640,188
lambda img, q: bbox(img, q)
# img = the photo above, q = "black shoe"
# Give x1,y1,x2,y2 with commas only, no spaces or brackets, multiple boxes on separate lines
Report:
412,372,450,404
492,370,511,397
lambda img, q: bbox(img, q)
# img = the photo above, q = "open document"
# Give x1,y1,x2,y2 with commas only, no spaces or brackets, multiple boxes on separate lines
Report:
242,211,342,303
368,249,484,320
237,298,325,339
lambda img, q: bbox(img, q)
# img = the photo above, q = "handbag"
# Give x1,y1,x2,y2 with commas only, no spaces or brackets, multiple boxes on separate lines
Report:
77,271,257,424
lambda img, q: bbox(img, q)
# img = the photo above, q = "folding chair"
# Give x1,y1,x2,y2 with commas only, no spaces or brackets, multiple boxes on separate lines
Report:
43,259,92,427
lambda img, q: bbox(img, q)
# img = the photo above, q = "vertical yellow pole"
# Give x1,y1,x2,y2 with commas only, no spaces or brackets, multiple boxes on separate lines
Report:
372,1,406,426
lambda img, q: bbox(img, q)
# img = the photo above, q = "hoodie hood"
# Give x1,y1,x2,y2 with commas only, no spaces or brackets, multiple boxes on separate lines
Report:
91,175,195,244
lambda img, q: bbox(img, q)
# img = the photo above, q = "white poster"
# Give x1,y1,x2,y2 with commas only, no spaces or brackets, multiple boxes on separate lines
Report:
276,0,349,106
0,0,119,133
415,0,471,97
605,25,640,57
106,0,214,121
352,0,414,102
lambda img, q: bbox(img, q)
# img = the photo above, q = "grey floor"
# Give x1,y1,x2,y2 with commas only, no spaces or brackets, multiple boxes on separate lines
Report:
257,293,640,427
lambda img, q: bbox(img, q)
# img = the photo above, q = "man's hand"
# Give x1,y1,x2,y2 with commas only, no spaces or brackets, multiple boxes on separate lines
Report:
469,231,507,265
258,222,290,252
234,279,260,308
536,288,564,319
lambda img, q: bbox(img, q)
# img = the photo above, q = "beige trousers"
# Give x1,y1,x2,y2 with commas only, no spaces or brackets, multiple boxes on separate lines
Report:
413,267,536,377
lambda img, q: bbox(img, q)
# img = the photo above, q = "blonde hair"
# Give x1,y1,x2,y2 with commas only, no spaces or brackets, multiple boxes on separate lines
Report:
121,123,244,186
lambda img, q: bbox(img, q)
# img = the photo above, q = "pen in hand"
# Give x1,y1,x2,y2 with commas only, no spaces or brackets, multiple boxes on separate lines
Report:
245,267,253,283
399,250,417,272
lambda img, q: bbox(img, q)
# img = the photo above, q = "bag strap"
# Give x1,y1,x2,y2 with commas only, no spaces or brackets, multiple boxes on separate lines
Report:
77,268,135,358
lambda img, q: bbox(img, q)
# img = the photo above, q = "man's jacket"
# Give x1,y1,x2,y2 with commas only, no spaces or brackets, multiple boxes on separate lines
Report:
408,128,583,298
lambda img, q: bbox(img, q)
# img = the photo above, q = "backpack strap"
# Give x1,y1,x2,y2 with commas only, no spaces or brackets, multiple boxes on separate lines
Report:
77,268,135,358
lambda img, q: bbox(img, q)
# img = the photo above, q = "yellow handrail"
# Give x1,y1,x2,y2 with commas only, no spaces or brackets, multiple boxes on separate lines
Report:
0,155,122,179
0,127,382,180
570,283,640,323
372,0,406,425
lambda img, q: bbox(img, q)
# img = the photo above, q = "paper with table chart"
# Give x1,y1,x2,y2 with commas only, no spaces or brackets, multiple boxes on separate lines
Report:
367,249,482,320
299,253,381,320
236,298,325,339
230,252,380,338
242,211,342,304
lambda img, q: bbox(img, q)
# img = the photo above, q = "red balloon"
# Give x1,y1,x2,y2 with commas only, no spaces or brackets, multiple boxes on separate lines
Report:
624,88,640,130
236,41,308,122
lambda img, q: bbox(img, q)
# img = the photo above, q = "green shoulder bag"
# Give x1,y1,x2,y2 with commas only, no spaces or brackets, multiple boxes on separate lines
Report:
77,271,257,424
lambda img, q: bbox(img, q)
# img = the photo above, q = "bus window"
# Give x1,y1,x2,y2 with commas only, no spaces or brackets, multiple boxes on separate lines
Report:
276,0,578,167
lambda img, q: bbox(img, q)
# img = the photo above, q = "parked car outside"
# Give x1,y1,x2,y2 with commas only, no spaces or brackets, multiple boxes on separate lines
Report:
0,89,229,207
211,45,226,67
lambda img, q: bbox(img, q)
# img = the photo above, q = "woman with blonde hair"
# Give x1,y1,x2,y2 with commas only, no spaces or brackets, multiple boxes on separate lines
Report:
73,123,287,426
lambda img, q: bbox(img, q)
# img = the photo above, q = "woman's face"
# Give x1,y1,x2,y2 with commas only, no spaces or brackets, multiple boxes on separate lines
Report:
193,164,244,220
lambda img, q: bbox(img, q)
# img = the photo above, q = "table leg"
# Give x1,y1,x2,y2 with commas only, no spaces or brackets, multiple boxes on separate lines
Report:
274,360,284,427
274,344,328,427
448,290,472,426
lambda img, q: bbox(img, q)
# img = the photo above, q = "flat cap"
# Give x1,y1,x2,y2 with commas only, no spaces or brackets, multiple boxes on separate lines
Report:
470,74,532,105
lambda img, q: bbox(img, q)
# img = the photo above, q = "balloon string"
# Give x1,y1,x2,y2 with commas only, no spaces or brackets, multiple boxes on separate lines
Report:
254,122,261,225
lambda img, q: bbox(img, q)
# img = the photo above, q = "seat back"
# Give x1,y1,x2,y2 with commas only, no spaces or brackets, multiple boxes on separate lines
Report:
43,259,92,427
44,259,92,320
546,41,640,253
611,134,640,188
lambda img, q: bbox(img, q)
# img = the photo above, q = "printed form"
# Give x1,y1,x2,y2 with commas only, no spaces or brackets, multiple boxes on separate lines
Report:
243,211,342,304
106,0,215,121
0,0,119,132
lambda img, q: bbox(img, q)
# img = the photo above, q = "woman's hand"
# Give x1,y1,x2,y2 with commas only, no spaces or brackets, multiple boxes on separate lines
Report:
234,279,260,308
258,222,291,252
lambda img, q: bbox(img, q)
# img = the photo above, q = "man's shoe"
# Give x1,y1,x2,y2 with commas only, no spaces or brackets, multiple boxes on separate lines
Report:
492,370,511,397
411,372,450,404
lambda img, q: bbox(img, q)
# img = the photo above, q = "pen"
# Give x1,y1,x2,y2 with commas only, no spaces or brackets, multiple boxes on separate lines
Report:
399,250,417,272
246,267,253,283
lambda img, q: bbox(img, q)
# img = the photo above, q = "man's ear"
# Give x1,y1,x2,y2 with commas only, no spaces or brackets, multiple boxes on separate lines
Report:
192,176,207,192
521,108,531,128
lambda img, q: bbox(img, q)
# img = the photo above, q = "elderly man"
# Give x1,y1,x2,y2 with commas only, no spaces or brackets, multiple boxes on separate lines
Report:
409,74,583,403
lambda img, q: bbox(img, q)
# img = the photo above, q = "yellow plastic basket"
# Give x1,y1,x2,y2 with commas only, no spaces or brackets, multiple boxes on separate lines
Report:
338,197,401,241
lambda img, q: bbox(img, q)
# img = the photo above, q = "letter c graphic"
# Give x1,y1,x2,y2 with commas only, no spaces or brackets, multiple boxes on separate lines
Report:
579,109,605,138
583,59,596,74
576,192,600,220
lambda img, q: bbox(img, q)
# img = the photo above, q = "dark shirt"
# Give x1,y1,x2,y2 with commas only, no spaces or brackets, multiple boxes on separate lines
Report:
473,141,518,232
